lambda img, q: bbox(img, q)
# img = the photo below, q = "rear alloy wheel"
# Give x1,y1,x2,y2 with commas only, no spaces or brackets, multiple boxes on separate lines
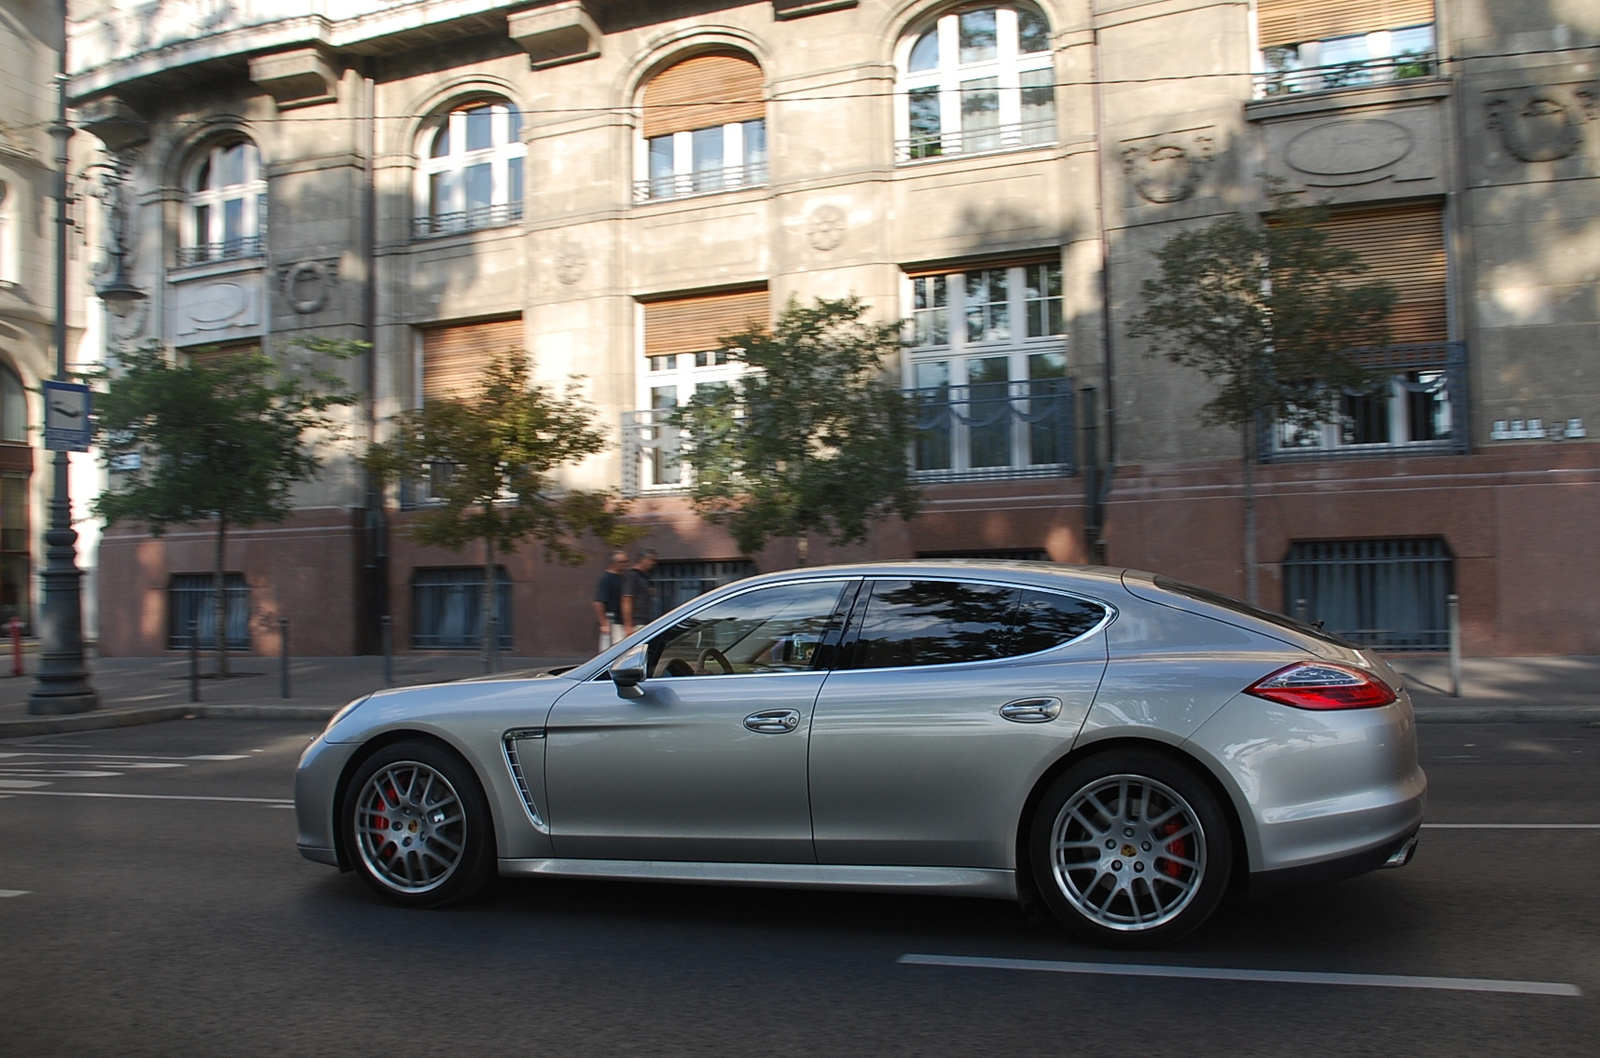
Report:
341,740,496,908
1029,751,1232,947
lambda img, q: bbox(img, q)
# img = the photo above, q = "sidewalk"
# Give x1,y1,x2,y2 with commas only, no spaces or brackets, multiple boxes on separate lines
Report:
0,652,582,738
0,651,1595,738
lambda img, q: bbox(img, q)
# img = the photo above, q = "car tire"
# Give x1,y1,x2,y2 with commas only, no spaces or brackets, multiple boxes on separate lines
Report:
1028,749,1233,947
340,740,497,908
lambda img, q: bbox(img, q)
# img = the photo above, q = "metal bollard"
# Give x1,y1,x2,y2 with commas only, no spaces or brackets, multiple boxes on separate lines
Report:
1447,593,1461,698
279,616,290,699
188,618,200,703
486,613,498,674
1294,597,1307,624
381,615,392,687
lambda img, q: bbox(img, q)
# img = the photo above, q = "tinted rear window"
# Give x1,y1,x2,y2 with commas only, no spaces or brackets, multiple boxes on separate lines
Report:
1011,589,1107,655
1153,576,1356,648
848,580,1107,669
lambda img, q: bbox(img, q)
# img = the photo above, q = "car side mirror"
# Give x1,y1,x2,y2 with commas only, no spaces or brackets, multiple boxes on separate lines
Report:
610,643,648,699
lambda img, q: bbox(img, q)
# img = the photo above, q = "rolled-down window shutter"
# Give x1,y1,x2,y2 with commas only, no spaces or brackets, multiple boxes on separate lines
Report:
1314,202,1447,346
1256,0,1435,49
420,317,523,402
643,288,769,357
642,53,765,139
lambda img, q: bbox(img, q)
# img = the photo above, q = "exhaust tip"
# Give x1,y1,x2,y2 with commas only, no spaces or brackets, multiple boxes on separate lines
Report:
1382,835,1419,869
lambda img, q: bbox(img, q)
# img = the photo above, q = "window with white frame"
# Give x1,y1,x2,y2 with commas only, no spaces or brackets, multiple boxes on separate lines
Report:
627,288,767,490
415,100,526,238
636,52,767,203
896,5,1056,163
905,261,1071,476
1254,0,1436,97
180,140,266,266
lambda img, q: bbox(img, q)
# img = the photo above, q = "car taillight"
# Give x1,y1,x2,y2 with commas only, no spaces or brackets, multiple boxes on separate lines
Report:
1245,662,1397,710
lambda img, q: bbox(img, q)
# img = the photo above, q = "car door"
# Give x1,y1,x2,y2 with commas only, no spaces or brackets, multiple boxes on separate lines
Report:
809,578,1110,868
544,577,856,863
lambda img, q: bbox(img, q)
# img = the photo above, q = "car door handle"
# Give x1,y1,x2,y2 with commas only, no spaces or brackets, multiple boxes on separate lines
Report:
999,697,1062,723
744,709,801,734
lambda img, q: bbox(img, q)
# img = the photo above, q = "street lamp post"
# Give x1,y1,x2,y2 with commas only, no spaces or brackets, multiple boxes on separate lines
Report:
27,68,98,715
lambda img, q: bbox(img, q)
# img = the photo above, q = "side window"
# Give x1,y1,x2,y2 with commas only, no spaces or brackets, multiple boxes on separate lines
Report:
1008,589,1107,655
849,580,1019,669
647,580,847,677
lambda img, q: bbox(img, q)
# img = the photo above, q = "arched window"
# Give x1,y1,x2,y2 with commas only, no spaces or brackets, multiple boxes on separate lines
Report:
181,139,266,265
635,52,766,203
895,5,1056,162
415,99,525,238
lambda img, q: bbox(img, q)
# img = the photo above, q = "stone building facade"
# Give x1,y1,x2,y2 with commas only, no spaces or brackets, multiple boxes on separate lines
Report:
1,1,102,639
66,0,1600,659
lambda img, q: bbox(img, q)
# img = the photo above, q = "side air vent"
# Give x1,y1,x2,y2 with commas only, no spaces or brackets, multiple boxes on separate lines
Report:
501,730,545,827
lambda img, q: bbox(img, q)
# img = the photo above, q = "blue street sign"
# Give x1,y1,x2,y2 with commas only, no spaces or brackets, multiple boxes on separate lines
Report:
43,381,93,452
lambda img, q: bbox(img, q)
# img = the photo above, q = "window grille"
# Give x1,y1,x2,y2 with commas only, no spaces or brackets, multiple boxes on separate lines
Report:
169,573,251,650
651,560,758,616
1282,538,1453,652
412,567,512,650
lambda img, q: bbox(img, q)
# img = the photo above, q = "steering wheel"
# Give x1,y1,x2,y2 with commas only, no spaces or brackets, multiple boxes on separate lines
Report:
696,647,734,675
654,656,696,678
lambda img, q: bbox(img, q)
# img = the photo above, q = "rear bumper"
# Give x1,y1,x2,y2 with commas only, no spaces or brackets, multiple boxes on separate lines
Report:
1249,828,1419,897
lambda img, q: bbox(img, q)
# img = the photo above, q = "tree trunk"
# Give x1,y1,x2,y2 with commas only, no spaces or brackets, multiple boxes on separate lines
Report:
796,535,809,567
1241,425,1258,606
482,534,496,674
214,512,230,678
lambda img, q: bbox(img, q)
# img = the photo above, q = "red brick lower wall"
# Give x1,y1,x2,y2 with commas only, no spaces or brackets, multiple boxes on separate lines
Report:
93,446,1599,657
1103,443,1600,656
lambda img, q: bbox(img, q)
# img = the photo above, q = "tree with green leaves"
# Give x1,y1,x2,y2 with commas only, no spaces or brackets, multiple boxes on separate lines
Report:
673,296,920,561
364,351,637,670
1126,199,1397,604
90,338,361,676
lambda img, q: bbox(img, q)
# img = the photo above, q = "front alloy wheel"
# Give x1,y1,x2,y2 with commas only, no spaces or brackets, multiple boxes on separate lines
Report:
341,740,495,908
1030,751,1232,946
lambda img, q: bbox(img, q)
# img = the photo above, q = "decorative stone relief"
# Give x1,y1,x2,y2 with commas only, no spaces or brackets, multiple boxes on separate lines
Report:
807,204,847,250
278,258,339,314
1283,119,1414,186
1120,132,1213,204
1485,85,1598,162
173,273,262,346
554,238,586,284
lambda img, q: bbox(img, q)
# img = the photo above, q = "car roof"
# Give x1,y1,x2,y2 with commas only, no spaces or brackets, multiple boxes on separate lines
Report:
704,559,1130,592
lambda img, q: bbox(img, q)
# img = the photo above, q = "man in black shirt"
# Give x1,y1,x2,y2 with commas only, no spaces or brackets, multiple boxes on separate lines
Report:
621,550,659,637
591,550,628,652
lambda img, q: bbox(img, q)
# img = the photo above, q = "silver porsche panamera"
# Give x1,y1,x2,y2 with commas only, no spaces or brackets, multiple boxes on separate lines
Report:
295,561,1426,946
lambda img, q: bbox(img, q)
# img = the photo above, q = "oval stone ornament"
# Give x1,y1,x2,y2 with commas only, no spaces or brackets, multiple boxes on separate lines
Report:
1285,119,1412,176
187,281,247,324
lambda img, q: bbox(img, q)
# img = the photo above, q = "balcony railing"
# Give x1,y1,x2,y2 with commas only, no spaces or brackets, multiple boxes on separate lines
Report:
895,119,1057,164
909,378,1075,480
621,380,1075,497
1252,52,1439,100
412,201,524,240
1263,342,1469,463
175,236,264,267
633,161,769,204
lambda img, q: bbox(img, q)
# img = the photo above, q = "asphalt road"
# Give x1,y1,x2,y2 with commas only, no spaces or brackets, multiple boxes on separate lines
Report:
2,718,1597,1057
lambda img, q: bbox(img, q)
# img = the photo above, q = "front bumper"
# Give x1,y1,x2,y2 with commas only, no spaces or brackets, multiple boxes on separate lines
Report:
294,734,362,870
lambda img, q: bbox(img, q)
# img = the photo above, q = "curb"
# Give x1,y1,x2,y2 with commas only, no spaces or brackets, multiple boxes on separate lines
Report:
0,702,339,738
1411,705,1600,723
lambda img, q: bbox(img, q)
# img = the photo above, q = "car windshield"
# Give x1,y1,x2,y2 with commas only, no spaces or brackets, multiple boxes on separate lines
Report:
1152,575,1357,649
647,580,847,677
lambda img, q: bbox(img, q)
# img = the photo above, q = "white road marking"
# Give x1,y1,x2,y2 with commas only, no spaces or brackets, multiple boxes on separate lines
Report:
2,790,291,805
0,771,121,779
899,954,1583,997
0,889,28,898
1423,823,1600,830
0,780,49,789
187,755,250,761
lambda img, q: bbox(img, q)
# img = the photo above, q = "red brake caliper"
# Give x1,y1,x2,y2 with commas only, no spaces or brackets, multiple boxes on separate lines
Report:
1160,820,1187,878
